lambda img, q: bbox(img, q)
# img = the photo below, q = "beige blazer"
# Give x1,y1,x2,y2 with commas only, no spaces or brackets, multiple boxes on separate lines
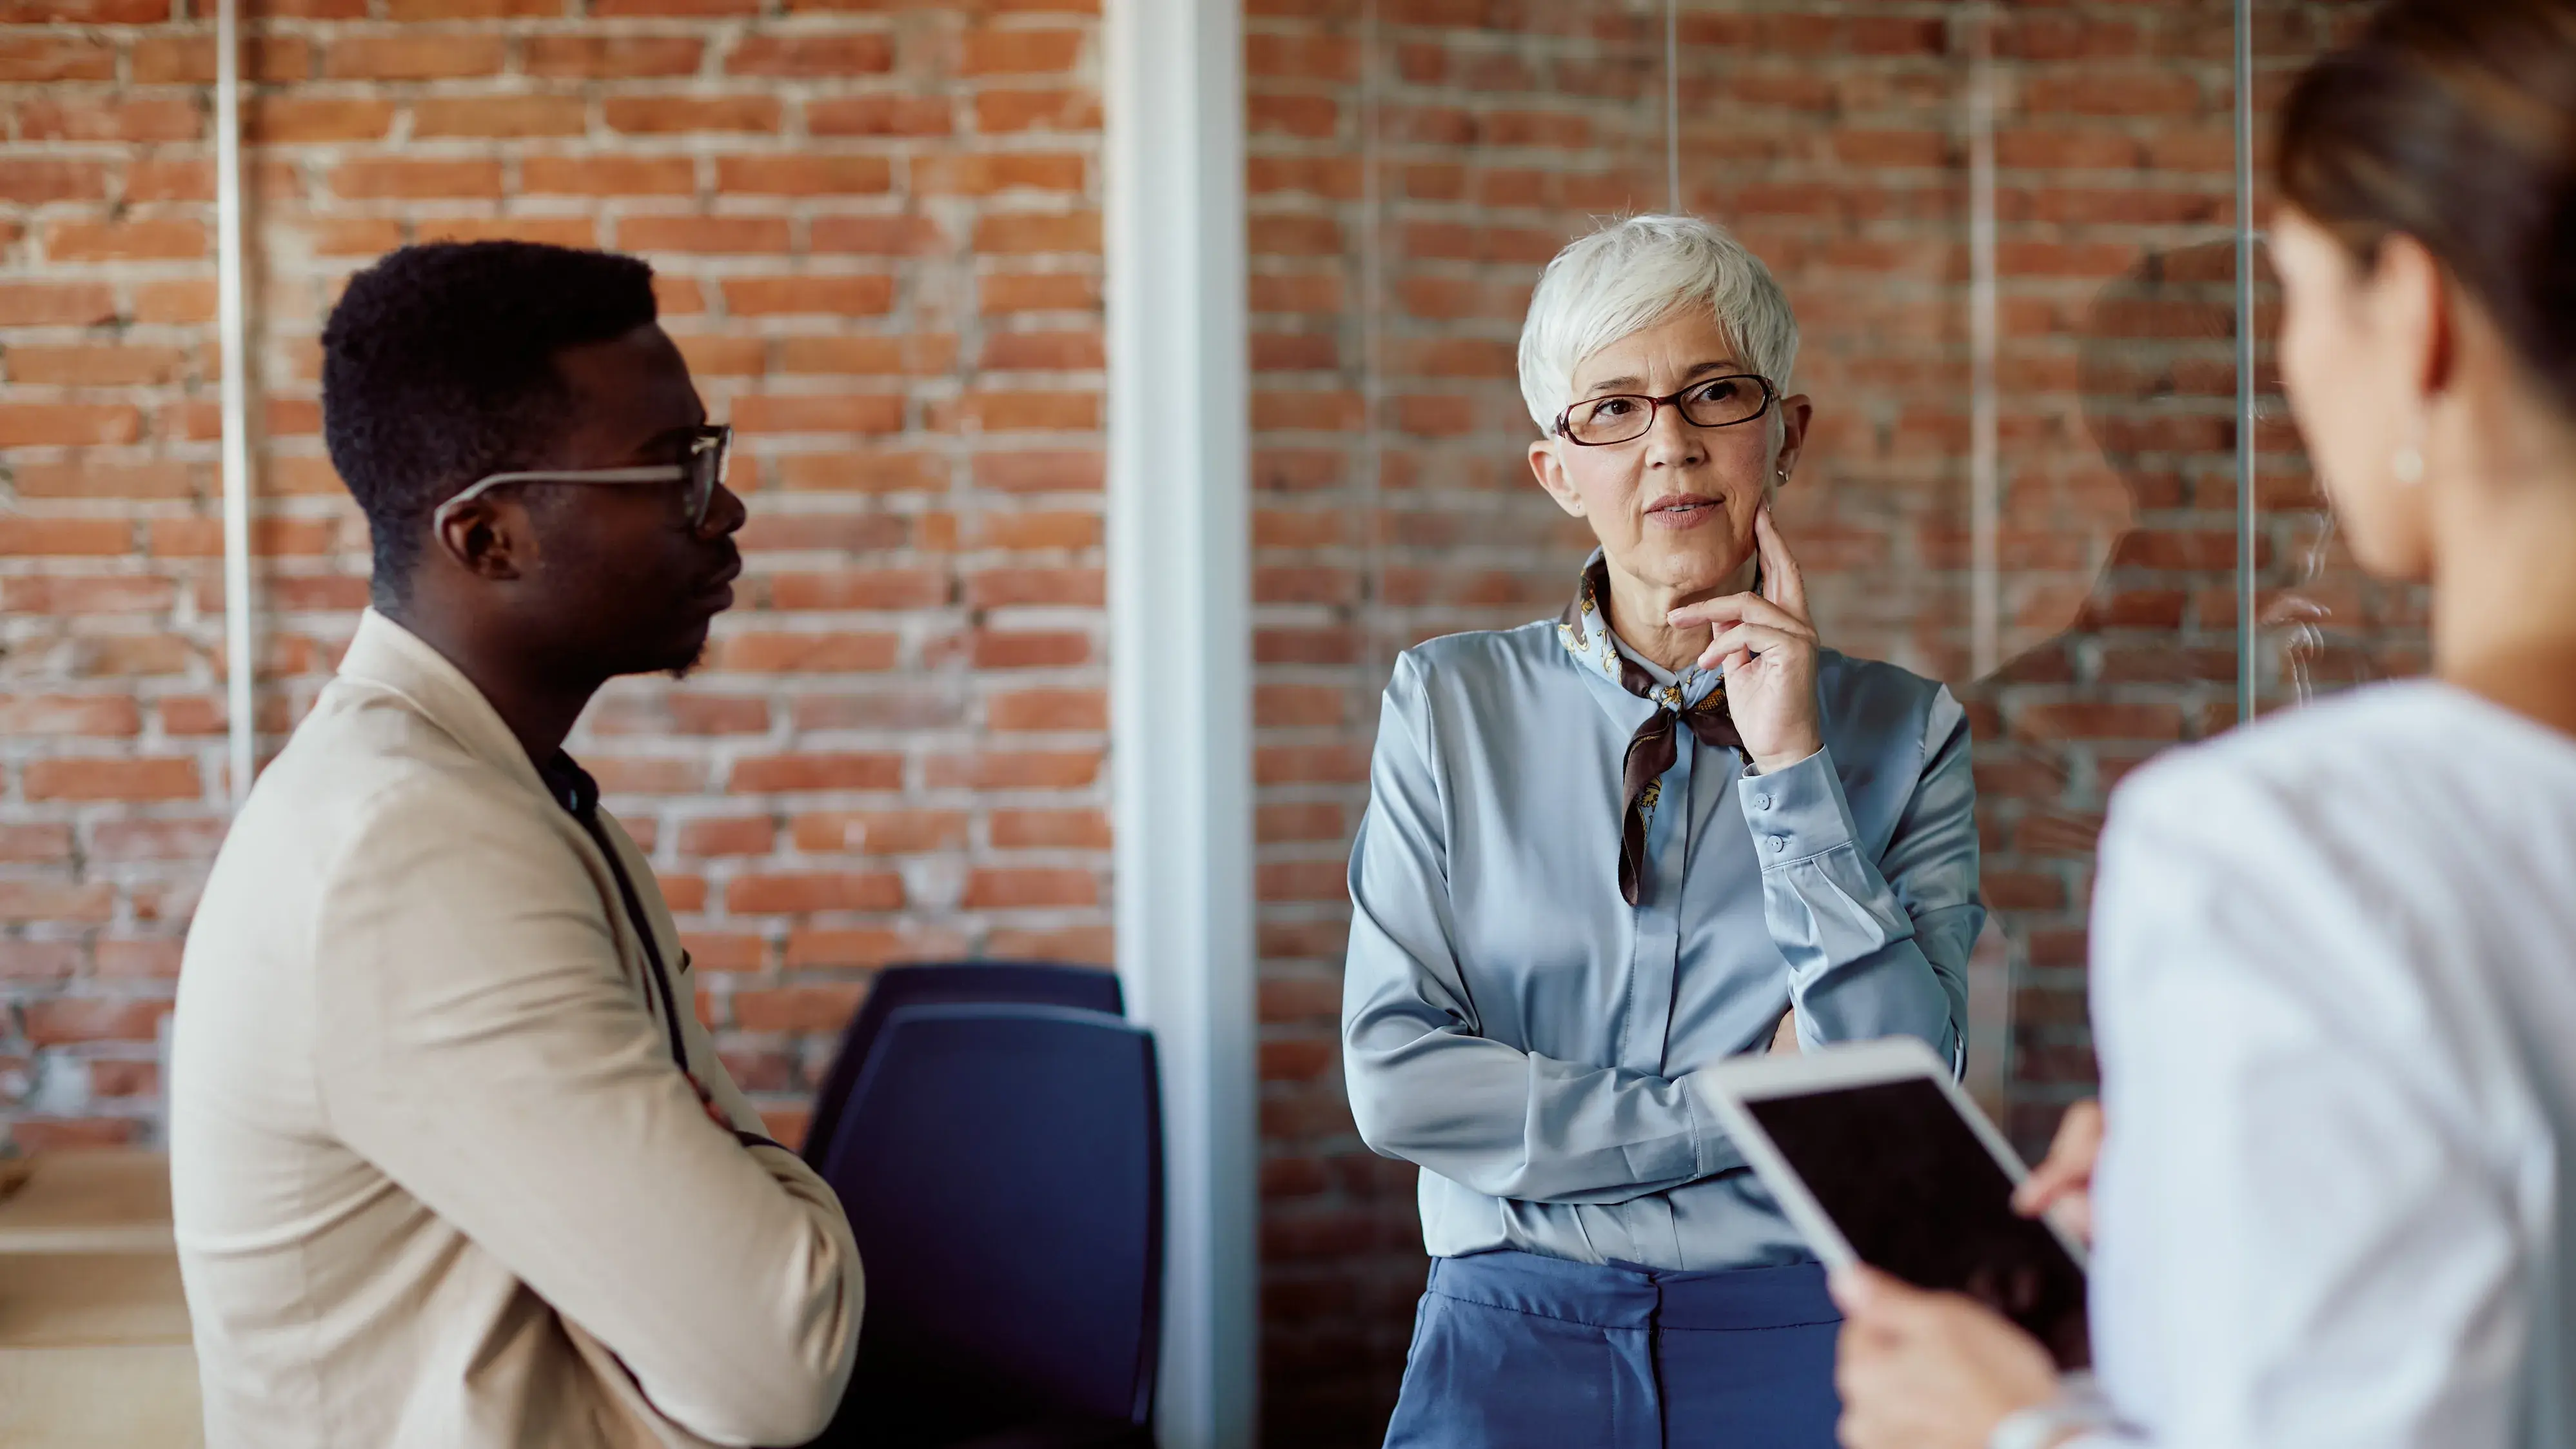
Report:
170,611,863,1449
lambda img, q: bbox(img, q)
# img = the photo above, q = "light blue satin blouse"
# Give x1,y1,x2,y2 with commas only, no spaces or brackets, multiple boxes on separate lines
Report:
1341,616,1983,1270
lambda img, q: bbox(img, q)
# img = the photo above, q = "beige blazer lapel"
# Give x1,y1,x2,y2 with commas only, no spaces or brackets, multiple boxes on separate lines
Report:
333,609,693,1074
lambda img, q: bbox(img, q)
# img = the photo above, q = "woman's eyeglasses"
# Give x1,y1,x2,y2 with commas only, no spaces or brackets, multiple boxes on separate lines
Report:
1555,375,1776,447
431,424,732,537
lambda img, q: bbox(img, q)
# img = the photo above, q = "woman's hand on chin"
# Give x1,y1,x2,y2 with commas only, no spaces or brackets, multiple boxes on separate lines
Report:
1666,505,1823,773
1830,1266,2061,1449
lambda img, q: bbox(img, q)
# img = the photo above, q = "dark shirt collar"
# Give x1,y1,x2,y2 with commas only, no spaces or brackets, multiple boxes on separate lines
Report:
534,751,600,820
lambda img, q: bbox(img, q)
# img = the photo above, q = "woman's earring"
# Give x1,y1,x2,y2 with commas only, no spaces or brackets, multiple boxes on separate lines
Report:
2391,445,2424,486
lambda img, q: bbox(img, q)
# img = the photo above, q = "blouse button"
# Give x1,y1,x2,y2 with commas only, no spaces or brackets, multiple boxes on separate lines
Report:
1755,793,1773,810
1768,834,1788,854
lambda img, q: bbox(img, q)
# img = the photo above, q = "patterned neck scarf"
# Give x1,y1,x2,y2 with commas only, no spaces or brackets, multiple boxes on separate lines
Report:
1557,553,1746,908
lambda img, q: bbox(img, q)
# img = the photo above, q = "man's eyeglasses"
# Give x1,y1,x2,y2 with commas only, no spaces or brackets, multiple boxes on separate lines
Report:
1554,375,1776,447
431,425,732,537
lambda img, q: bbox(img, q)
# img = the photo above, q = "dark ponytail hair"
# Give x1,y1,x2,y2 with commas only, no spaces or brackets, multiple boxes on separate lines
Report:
2280,0,2576,411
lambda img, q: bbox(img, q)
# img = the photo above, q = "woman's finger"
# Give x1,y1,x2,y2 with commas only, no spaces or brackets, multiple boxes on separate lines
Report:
2012,1100,2106,1214
1701,622,1794,654
1755,506,1811,621
2014,1148,2089,1210
1829,1267,1877,1319
2046,1193,2095,1247
2058,1098,2106,1148
1666,591,1811,635
1696,623,1804,671
2015,1143,2087,1207
1664,593,1751,631
1829,1263,1909,1321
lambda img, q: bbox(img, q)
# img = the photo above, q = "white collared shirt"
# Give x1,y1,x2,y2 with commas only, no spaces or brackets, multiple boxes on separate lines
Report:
2069,680,2576,1448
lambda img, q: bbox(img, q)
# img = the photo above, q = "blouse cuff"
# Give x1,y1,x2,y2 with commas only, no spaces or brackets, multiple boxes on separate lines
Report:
1737,744,1861,867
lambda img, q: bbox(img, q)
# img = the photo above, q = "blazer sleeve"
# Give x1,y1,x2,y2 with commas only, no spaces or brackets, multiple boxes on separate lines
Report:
310,778,863,1449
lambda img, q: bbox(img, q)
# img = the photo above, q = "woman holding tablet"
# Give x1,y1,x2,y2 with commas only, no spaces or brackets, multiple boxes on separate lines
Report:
1341,215,1983,1447
1833,2,2576,1446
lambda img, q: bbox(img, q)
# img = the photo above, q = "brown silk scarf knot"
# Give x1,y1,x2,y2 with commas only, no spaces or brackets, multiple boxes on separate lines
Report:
1557,556,1746,908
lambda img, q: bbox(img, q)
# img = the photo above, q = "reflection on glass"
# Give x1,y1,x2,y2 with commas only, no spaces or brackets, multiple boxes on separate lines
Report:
2251,1,2430,720
1359,0,1669,671
2247,252,2433,715
1669,0,2013,1110
1969,237,2245,1151
1248,0,2436,1439
1247,5,1675,1439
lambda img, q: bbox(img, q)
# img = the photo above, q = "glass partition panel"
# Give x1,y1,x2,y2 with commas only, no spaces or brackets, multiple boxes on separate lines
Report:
1953,0,2253,1151
1668,3,2255,1149
1248,1,2398,1439
1362,5,1670,664
1669,1,2003,1107
1251,8,1669,1437
2252,1,2430,719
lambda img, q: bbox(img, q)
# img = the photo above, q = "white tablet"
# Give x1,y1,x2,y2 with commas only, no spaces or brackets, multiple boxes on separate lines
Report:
1704,1037,2092,1368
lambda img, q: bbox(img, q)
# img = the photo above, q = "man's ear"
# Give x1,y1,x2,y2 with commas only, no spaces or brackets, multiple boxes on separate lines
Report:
432,495,529,582
1528,437,1586,518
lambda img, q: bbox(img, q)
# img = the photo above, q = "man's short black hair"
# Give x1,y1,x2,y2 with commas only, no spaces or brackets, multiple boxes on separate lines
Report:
320,241,658,598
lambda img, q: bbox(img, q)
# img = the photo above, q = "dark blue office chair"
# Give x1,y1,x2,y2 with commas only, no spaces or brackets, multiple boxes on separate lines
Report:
801,962,1124,1174
811,1003,1161,1449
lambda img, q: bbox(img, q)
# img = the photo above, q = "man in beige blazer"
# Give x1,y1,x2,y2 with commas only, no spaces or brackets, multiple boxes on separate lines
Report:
170,241,862,1449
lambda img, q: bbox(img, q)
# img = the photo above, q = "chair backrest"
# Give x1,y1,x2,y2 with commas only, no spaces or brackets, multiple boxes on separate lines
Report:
802,961,1124,1172
820,1003,1162,1442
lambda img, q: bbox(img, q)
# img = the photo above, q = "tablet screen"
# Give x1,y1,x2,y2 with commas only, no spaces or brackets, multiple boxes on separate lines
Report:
1744,1078,2091,1368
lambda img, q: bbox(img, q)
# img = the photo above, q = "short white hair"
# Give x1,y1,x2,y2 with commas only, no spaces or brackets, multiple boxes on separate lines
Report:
1517,214,1800,434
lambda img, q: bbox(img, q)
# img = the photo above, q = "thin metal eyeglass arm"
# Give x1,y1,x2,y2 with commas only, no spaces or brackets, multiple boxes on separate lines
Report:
471,466,686,488
428,464,687,532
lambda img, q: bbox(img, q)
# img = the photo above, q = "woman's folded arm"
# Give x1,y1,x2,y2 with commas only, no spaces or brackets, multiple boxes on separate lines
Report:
1341,656,1743,1205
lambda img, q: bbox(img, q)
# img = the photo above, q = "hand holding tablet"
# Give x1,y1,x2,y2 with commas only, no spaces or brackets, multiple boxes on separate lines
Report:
1701,1037,2092,1370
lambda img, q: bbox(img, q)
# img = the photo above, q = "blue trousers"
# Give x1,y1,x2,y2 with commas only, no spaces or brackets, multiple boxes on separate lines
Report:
1382,1252,1842,1449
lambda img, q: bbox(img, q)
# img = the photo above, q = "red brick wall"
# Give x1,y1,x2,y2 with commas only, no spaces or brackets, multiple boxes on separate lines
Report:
0,0,1108,1152
3,0,2419,1441
1247,2,2403,1443
1247,5,1657,1439
1967,0,2415,1152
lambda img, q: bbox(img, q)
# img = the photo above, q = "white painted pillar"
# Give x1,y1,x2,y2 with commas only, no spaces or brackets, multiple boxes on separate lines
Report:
1103,0,1257,1443
216,0,257,803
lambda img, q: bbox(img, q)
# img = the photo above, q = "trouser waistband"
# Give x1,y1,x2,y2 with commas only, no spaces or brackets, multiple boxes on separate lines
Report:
1426,1251,1840,1332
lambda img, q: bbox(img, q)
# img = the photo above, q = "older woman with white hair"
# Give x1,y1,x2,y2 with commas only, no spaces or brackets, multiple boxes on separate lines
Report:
1341,214,1983,1448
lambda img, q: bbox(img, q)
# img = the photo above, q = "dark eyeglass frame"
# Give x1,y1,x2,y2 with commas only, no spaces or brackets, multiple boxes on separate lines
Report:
1553,374,1778,446
431,424,732,537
